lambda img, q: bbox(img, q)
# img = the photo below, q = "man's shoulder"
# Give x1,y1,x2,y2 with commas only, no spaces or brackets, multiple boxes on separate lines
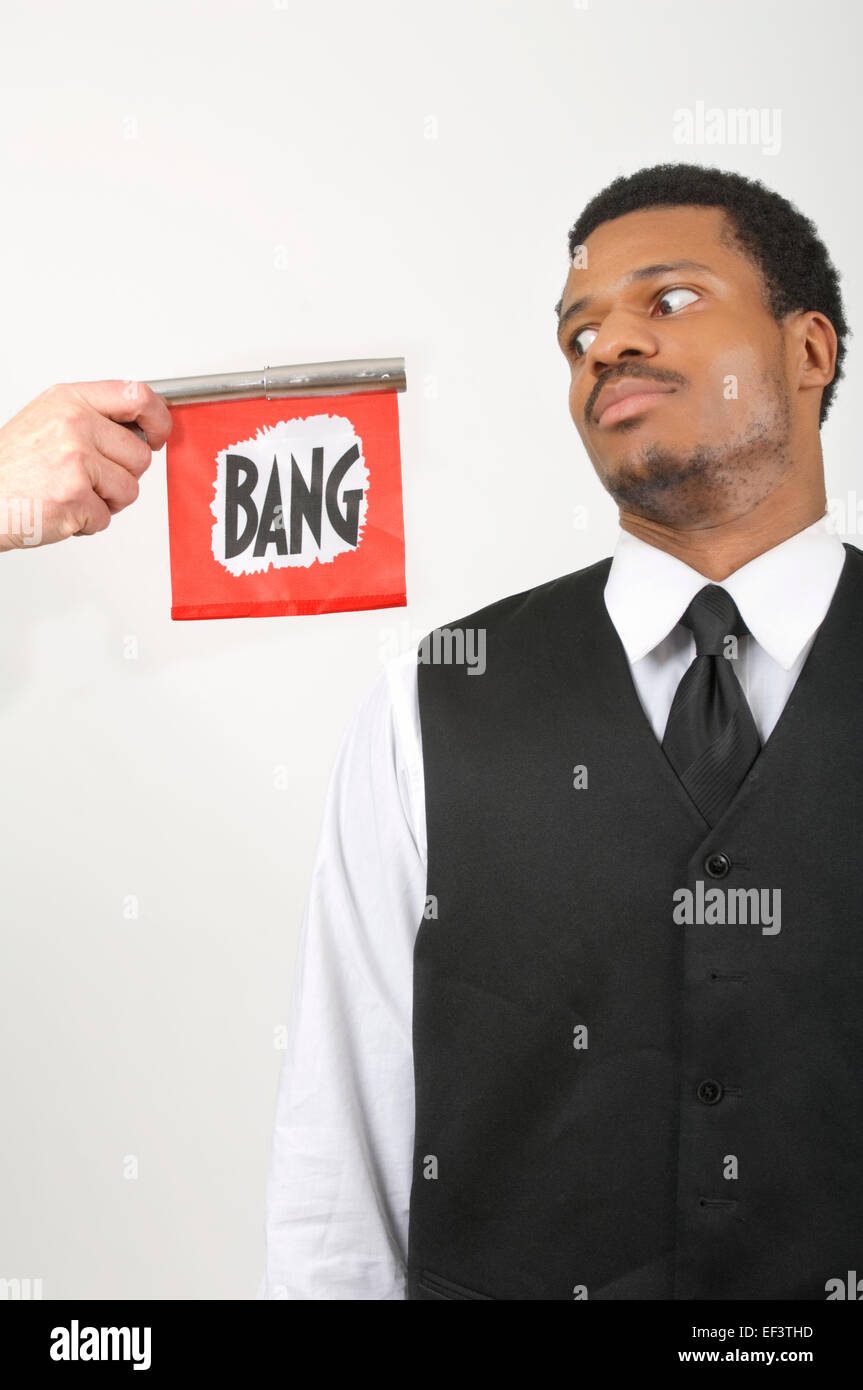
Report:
420,555,613,644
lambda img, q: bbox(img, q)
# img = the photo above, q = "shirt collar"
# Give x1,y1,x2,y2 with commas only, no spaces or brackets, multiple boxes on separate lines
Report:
604,514,847,670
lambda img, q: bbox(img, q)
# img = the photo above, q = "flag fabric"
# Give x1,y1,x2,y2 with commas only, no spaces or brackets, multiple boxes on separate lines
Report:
165,388,406,620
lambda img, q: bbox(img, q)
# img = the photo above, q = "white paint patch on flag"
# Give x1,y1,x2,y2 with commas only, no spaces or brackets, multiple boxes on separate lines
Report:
210,413,369,575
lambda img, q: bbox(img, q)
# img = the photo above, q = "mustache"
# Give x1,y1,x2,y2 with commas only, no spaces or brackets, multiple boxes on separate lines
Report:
586,364,687,423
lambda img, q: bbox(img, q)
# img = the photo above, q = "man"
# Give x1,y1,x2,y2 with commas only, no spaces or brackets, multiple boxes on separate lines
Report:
261,160,862,1301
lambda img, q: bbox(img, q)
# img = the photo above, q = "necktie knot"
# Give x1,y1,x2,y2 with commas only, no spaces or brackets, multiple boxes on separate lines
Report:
679,584,749,657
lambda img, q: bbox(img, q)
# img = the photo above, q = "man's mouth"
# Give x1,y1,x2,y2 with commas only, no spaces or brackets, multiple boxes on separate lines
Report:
593,379,677,428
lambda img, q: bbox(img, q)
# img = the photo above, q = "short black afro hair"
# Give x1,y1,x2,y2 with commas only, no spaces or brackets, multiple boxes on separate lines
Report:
556,163,849,427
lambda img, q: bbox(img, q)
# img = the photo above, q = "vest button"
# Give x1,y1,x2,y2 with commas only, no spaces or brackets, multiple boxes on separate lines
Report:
696,1078,724,1105
704,852,731,878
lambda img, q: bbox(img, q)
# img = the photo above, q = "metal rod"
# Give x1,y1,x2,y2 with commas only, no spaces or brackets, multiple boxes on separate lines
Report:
145,356,406,405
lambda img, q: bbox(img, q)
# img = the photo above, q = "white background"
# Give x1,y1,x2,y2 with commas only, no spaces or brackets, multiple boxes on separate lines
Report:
0,0,859,1298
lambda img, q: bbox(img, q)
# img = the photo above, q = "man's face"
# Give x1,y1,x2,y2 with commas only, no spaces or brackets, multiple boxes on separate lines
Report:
557,205,796,527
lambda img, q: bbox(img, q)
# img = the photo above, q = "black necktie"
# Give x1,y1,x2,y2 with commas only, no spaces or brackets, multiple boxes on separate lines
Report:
661,584,761,827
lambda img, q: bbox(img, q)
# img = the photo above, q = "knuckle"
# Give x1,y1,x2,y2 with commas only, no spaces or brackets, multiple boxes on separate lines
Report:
49,394,87,432
58,500,94,537
52,383,80,414
60,407,85,432
60,492,91,519
55,470,91,504
125,380,154,413
59,443,89,471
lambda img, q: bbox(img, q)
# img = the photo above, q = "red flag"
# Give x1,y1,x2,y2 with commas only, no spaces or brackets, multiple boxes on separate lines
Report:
165,389,406,619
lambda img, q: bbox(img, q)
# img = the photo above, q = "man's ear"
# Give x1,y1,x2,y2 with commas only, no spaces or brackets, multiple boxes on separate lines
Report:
793,309,837,394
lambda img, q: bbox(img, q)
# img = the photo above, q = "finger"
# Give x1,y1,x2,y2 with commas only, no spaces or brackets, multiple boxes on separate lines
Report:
91,414,154,479
90,455,141,514
69,380,173,451
70,493,112,537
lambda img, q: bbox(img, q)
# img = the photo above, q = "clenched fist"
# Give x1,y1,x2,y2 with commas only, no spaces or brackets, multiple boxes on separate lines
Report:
0,379,172,551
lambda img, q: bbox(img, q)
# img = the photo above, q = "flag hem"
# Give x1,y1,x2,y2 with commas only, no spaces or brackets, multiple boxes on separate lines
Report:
170,591,407,621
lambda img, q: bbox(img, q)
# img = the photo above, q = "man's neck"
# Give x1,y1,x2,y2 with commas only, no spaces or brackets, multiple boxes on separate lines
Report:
618,482,828,582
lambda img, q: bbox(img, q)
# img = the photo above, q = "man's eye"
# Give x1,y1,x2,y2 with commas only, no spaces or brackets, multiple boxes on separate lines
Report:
655,286,700,315
568,286,700,360
571,327,597,358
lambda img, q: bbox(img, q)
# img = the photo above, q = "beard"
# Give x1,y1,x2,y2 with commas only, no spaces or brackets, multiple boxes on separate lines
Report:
596,366,794,527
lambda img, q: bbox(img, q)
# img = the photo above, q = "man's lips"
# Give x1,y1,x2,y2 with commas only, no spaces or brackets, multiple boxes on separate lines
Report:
593,378,677,427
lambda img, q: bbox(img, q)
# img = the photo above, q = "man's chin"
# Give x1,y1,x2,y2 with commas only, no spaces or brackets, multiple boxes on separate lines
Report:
597,442,722,521
599,439,711,481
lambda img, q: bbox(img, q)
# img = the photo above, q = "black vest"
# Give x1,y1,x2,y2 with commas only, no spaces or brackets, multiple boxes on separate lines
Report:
407,543,863,1300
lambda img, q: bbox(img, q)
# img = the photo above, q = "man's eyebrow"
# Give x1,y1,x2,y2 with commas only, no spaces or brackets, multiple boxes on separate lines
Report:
556,260,715,341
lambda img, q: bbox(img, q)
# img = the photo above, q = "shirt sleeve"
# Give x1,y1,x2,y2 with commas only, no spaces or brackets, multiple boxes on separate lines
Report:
258,653,426,1299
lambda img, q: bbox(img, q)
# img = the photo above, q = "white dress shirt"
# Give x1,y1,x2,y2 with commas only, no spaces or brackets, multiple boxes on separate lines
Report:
259,514,846,1300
